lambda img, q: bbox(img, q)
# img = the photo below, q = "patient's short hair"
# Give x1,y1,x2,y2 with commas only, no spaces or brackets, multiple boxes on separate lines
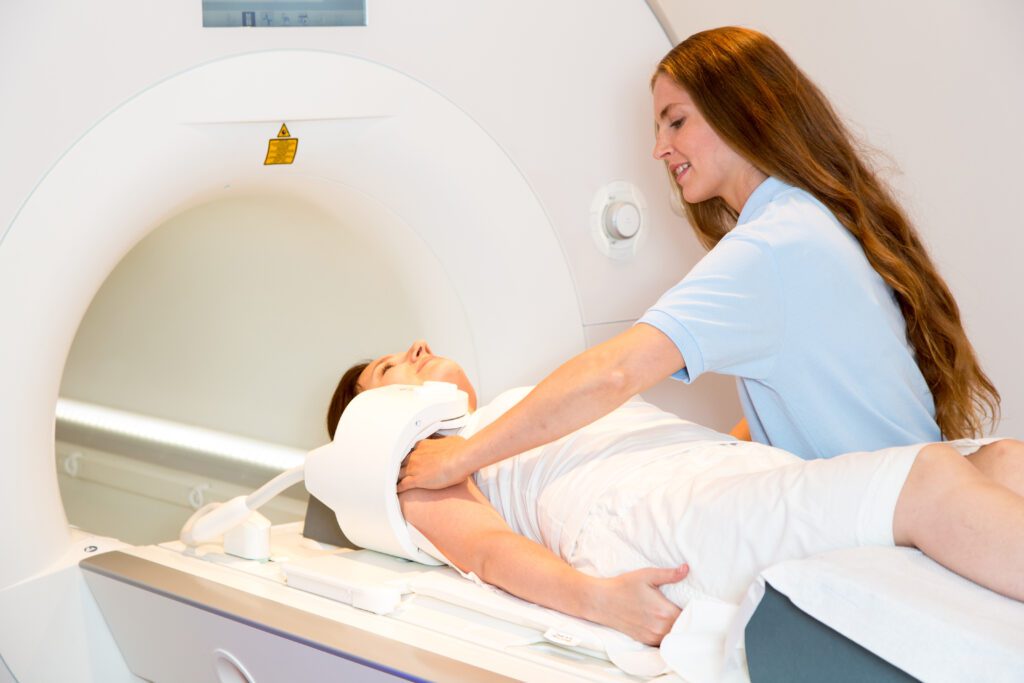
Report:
326,361,369,440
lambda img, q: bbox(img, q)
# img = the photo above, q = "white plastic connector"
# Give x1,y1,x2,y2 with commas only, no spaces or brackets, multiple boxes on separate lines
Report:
179,465,303,549
224,511,271,561
180,495,250,547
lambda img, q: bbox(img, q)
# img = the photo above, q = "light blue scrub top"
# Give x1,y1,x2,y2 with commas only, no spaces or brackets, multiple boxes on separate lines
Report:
638,177,941,460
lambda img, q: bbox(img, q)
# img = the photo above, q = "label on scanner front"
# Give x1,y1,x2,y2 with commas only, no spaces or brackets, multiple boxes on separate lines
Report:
265,123,298,165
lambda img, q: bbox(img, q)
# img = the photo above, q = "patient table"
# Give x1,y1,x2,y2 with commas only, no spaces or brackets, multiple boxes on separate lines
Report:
80,521,1024,683
81,523,654,682
80,383,1024,682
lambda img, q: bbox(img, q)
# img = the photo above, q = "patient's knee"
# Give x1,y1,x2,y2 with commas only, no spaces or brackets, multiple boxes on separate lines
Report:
983,438,1023,461
967,439,1024,480
894,444,981,546
906,444,979,502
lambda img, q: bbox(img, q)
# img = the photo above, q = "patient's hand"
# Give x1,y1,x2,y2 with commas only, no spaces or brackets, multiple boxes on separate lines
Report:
398,435,472,492
588,565,688,646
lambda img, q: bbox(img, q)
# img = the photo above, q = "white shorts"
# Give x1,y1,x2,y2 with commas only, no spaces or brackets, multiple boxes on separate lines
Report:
568,438,997,605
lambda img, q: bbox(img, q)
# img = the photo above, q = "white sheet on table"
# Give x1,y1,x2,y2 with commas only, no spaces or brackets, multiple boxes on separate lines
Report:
751,546,1024,682
663,544,1024,683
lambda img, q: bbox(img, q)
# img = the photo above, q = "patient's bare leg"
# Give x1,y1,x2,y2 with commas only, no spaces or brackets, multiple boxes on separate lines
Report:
893,443,1024,601
966,439,1024,497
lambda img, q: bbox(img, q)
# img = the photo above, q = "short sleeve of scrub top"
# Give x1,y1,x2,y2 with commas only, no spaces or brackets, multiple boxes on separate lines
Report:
636,177,940,460
639,236,783,384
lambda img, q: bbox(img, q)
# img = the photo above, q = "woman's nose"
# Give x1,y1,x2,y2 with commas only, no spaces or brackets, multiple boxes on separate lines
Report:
652,135,671,161
408,339,430,361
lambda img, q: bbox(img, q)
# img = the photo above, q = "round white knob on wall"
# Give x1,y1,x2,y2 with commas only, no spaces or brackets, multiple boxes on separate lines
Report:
604,201,641,239
590,181,648,259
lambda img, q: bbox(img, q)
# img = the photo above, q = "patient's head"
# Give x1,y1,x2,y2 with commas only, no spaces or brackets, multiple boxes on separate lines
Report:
326,340,477,439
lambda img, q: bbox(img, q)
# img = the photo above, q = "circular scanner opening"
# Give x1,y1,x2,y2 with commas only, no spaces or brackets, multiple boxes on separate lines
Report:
56,190,474,543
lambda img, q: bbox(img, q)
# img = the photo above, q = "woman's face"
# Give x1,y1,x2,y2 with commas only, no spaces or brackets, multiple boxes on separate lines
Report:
651,74,765,213
357,340,478,409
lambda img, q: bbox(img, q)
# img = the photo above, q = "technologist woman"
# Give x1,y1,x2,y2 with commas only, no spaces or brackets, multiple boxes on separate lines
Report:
397,26,1001,493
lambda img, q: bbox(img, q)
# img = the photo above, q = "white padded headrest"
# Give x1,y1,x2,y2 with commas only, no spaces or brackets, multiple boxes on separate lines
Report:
305,382,468,564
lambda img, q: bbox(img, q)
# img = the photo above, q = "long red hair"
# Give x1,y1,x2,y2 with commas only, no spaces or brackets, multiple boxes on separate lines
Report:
655,27,999,439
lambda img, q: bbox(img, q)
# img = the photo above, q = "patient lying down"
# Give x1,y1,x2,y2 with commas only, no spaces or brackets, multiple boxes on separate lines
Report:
327,341,1024,646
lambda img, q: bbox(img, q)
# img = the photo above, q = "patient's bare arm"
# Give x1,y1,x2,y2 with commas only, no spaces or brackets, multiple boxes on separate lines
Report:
399,479,687,645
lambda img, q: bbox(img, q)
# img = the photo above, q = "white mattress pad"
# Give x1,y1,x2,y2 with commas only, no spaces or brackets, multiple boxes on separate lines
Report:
746,546,1024,682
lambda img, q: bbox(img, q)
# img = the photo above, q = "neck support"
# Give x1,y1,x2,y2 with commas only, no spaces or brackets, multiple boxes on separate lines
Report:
305,382,469,565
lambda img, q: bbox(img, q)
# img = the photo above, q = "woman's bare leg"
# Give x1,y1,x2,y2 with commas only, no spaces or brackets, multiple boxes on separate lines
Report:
966,439,1024,497
893,443,1024,600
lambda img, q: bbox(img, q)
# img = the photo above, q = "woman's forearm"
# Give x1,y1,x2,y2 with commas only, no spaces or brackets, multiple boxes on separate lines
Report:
402,478,601,619
401,478,685,645
471,528,686,645
398,325,682,493
473,528,601,621
462,324,683,473
463,347,631,473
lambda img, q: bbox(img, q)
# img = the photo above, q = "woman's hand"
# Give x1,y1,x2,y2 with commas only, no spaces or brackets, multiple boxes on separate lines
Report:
397,435,473,492
586,564,689,646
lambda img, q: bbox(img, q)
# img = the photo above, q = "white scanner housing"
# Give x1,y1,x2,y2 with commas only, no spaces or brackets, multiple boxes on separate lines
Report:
305,382,469,565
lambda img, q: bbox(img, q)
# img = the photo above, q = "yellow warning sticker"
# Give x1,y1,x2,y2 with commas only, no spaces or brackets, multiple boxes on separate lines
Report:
265,138,298,165
265,123,298,165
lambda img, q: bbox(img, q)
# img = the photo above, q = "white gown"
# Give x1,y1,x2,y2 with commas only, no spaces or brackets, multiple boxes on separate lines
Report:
466,387,923,606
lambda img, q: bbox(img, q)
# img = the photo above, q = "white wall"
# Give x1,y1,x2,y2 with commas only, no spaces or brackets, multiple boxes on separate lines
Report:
656,0,1024,436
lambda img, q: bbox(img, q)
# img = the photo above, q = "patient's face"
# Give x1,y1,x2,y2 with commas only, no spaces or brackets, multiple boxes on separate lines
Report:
358,340,478,409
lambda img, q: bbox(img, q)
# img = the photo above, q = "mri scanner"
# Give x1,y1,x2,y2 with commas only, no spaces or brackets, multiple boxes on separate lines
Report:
0,1,722,680
3,1,1024,681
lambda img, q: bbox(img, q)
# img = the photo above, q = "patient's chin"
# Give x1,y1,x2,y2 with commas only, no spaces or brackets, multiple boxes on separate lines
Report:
421,359,477,409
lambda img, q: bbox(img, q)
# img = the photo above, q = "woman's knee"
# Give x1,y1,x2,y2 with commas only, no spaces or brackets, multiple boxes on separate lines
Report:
966,438,1023,480
975,438,1023,464
911,443,977,488
893,444,977,545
